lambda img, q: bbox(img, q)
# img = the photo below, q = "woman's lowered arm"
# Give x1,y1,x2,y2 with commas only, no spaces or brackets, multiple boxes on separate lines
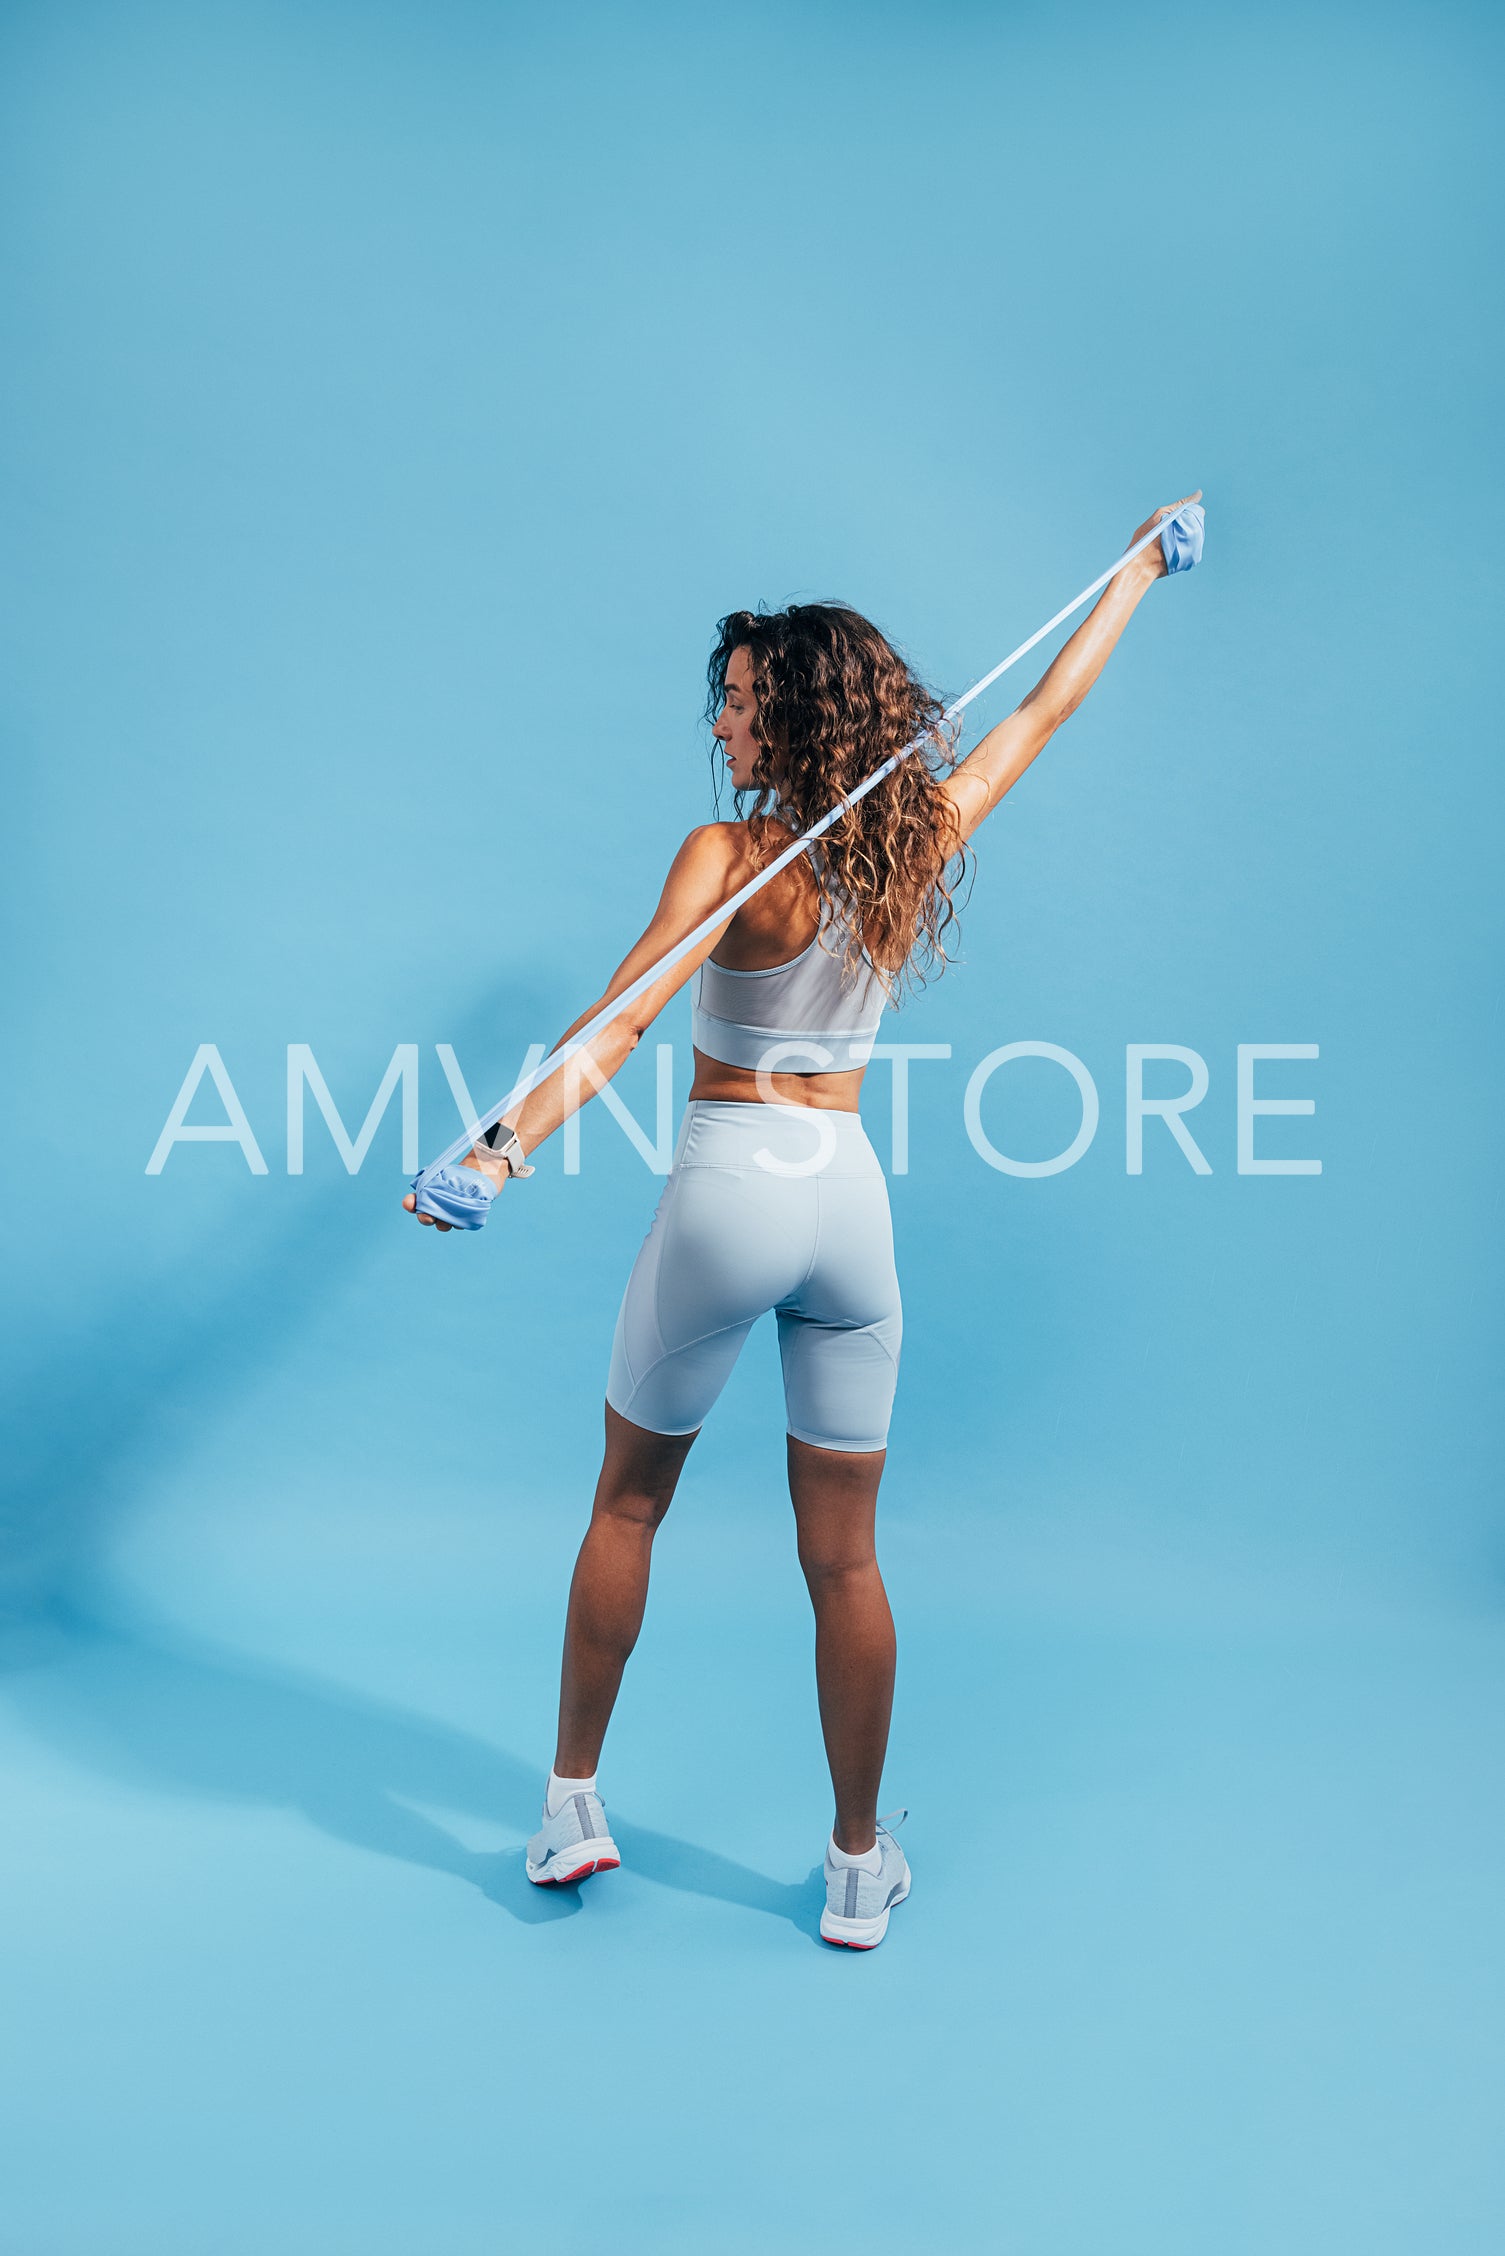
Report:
403,823,747,1227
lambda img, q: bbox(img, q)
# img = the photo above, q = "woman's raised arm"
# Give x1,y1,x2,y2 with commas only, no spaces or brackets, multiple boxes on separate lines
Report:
941,491,1202,846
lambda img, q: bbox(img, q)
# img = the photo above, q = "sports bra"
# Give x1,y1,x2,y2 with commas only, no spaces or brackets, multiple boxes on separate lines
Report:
690,840,892,1073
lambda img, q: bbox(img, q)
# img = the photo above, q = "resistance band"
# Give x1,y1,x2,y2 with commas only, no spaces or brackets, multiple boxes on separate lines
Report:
412,499,1205,1227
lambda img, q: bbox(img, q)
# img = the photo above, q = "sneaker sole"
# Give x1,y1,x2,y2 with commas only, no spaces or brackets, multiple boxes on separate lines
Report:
525,1839,621,1887
819,1873,911,1949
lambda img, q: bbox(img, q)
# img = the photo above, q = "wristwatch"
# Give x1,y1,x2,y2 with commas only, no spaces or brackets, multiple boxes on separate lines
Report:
479,1120,535,1178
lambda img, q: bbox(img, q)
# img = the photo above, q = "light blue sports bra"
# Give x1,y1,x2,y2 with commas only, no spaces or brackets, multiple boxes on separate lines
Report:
690,842,891,1073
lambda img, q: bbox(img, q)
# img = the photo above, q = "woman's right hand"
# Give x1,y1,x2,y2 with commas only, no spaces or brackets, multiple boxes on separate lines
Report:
402,1190,453,1230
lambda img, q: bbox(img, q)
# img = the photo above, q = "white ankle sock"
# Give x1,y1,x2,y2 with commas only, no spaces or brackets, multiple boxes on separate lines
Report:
546,1768,598,1819
828,1831,882,1876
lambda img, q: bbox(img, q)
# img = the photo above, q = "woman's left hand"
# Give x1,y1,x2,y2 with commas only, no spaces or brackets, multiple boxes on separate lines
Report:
400,1149,509,1230
1126,489,1203,580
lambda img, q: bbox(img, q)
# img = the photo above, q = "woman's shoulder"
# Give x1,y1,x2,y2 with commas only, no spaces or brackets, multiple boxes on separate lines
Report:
663,821,768,912
676,817,820,942
683,819,759,876
692,815,807,877
699,813,800,844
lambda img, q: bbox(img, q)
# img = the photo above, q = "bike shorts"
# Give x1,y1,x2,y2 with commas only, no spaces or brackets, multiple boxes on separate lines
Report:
605,1098,902,1453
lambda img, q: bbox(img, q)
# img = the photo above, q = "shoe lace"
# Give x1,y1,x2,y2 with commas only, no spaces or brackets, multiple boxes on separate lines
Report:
876,1807,908,1839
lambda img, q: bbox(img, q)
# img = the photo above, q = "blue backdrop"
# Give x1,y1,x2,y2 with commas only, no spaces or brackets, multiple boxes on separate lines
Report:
3,3,1501,2250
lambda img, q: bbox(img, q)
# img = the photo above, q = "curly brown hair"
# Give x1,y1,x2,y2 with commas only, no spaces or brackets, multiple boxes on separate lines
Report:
705,601,976,1002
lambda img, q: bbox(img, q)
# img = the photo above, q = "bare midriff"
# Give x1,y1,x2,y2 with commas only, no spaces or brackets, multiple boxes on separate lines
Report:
686,819,871,1114
687,1047,868,1112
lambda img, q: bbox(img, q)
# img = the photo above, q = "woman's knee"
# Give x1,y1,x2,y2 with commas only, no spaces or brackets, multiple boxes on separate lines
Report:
595,1400,699,1527
797,1545,880,1596
591,1482,675,1535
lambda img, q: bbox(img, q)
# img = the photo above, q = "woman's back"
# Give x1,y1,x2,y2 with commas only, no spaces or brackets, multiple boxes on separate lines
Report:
690,827,890,1074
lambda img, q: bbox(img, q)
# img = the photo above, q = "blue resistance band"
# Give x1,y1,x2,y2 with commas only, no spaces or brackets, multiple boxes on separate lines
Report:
412,499,1206,1229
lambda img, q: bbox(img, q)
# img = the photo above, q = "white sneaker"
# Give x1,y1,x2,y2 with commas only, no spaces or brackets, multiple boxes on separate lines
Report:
524,1788,621,1887
819,1809,911,1949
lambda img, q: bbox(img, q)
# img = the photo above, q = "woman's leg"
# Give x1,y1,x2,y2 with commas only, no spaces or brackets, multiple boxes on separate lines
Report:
786,1434,894,1855
553,1400,700,1776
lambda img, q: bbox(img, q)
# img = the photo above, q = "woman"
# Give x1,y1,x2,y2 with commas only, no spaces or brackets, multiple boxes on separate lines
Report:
403,493,1201,1949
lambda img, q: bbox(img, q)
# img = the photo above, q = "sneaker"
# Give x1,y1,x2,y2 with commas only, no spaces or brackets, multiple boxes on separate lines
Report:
524,1788,621,1887
819,1809,910,1949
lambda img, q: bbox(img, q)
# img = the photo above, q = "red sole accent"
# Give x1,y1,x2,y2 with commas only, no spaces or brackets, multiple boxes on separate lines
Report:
540,1855,620,1885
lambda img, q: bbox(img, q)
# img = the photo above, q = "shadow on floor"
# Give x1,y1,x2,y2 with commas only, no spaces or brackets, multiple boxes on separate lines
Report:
0,984,826,1942
1,1595,825,1936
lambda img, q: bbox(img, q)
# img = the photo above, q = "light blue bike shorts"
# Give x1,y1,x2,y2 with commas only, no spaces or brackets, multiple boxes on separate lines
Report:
605,1098,902,1453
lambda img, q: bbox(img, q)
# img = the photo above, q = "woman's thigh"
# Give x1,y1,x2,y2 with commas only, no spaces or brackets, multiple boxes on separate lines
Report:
775,1170,902,1454
606,1164,818,1437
